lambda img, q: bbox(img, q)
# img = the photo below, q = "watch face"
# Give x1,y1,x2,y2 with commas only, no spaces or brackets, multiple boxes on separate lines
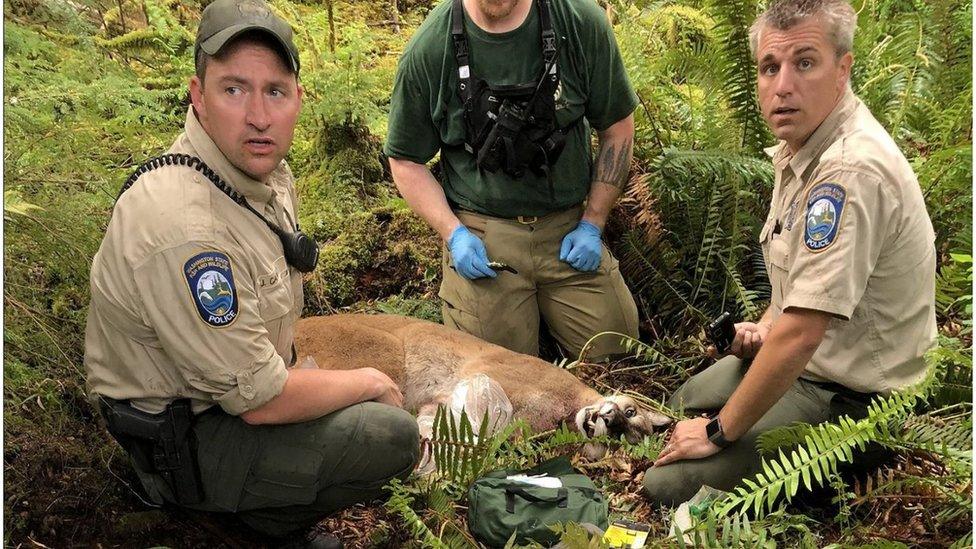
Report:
706,417,719,438
706,417,724,444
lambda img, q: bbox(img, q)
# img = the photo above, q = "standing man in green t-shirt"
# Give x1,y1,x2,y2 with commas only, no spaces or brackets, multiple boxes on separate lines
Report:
385,0,640,359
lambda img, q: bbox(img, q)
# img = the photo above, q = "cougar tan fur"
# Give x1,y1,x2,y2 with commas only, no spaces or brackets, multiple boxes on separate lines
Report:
294,314,670,447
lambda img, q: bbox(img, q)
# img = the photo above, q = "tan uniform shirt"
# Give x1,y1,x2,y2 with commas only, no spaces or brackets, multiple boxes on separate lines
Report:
762,88,937,394
85,109,303,414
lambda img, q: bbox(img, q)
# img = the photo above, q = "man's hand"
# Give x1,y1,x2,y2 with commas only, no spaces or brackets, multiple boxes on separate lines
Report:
448,226,497,280
653,417,722,467
707,322,771,359
360,367,404,408
559,221,602,272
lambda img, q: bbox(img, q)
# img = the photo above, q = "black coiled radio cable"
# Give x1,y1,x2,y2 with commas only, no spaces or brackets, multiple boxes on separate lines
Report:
117,153,319,272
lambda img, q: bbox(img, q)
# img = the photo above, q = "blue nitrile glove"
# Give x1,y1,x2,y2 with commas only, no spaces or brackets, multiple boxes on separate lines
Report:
448,225,497,280
559,220,603,272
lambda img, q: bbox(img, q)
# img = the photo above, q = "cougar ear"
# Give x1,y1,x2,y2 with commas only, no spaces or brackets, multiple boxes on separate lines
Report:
646,409,672,428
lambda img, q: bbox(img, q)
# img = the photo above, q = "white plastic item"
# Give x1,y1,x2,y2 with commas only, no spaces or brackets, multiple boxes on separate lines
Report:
505,474,563,488
449,374,514,439
413,374,514,476
669,485,729,542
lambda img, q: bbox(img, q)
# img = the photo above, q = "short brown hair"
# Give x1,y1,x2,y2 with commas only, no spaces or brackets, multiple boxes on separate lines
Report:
749,0,857,58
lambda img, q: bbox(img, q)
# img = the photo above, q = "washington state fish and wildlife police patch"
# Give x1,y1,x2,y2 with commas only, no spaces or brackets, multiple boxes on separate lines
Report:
184,251,239,327
804,183,846,252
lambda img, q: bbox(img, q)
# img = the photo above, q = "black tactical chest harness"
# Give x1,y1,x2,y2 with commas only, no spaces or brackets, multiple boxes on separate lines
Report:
451,0,575,190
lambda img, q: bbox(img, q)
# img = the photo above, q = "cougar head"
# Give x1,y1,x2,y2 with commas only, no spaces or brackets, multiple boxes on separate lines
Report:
575,395,672,460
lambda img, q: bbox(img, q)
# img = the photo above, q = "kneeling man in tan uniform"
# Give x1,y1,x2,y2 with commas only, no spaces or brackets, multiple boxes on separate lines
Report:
643,0,937,505
84,2,418,546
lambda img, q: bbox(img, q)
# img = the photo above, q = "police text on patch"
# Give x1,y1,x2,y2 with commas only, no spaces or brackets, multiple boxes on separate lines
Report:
804,183,846,252
183,251,240,327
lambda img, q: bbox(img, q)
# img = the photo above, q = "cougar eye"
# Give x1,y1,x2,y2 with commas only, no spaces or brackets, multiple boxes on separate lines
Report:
625,408,636,418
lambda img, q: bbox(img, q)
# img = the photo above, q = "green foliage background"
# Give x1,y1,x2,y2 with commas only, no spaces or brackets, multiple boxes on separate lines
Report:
3,0,971,546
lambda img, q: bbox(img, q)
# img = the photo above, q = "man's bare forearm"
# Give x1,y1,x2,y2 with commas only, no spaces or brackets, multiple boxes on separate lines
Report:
718,308,830,440
582,114,634,229
389,157,461,241
240,368,386,425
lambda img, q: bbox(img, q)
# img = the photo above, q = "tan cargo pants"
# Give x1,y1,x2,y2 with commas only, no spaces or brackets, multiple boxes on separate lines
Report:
439,206,639,359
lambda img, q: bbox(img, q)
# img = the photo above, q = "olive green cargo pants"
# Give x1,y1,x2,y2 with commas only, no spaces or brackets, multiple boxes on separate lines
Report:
642,356,875,506
440,207,640,359
134,402,419,538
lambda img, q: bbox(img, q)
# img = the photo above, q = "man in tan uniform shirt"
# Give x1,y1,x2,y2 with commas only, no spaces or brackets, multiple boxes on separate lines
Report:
643,0,936,504
84,1,417,546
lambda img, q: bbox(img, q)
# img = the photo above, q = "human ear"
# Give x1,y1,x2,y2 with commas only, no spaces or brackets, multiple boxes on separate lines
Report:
838,51,854,89
189,75,206,119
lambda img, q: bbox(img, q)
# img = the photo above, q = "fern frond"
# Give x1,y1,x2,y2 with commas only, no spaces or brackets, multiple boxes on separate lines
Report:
430,405,491,489
690,182,726,304
615,147,773,333
721,346,945,517
4,189,43,221
756,422,815,455
584,332,688,379
949,532,974,549
705,0,770,154
618,432,668,461
384,478,452,549
721,257,761,319
549,522,602,547
899,409,973,453
654,149,774,187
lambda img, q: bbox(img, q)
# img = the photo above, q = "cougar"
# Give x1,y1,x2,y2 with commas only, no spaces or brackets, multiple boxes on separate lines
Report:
294,314,671,458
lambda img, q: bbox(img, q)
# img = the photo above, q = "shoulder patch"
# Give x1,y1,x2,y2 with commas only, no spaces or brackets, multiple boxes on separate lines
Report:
804,182,846,252
183,251,239,327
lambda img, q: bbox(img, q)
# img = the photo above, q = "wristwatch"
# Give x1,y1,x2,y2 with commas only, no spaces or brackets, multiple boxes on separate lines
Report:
705,414,732,448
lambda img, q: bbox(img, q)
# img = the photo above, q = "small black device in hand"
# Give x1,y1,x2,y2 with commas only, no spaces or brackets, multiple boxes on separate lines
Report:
707,312,736,354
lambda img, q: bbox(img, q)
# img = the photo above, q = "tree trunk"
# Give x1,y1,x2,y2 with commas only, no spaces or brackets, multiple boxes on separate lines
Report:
389,0,400,34
117,0,127,34
327,0,336,53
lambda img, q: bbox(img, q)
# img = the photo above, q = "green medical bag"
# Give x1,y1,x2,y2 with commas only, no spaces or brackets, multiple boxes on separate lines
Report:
467,456,609,547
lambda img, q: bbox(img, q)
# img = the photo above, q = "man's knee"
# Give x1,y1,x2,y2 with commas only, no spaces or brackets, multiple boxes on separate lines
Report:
667,356,745,411
550,279,639,360
356,403,420,479
642,463,702,507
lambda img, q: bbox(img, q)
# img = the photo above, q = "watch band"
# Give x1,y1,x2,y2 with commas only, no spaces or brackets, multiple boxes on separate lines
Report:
706,415,732,448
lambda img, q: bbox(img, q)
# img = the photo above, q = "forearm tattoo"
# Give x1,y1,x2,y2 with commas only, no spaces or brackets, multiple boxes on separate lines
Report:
593,137,633,190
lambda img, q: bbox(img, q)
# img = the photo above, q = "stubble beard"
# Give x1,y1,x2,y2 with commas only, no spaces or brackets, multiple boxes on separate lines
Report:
477,0,519,21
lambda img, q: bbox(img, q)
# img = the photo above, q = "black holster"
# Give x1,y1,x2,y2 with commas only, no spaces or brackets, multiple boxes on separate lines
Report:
99,397,205,505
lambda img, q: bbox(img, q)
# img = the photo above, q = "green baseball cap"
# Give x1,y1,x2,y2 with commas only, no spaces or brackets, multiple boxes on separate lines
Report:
196,0,300,73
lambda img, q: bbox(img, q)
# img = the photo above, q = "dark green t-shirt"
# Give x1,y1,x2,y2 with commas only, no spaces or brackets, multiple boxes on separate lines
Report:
384,0,638,217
